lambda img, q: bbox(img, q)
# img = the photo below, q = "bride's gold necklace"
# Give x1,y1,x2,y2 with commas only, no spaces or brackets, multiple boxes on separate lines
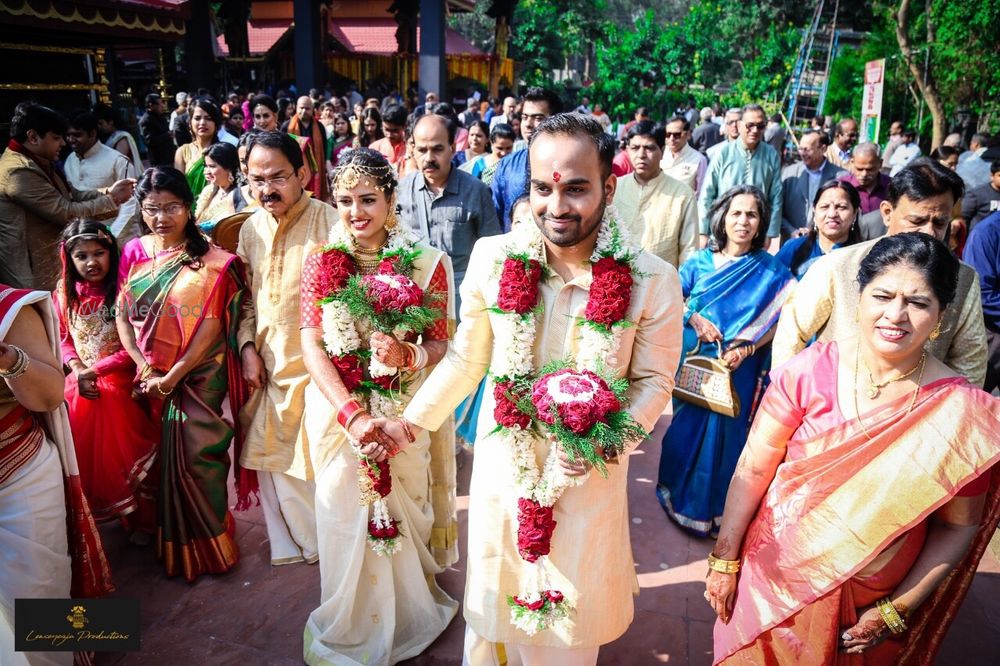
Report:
351,237,389,274
853,345,926,440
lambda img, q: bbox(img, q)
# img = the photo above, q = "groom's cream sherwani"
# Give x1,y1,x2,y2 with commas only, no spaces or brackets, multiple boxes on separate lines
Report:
405,226,684,649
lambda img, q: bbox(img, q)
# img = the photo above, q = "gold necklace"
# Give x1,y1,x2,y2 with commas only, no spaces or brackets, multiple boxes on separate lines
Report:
853,345,926,440
351,237,389,274
862,349,926,398
151,238,185,279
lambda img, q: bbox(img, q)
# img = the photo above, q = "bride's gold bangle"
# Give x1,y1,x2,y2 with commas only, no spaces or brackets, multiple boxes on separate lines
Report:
876,597,907,634
707,553,740,574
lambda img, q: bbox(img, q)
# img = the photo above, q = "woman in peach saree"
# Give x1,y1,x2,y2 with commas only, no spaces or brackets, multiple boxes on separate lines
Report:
705,233,1000,665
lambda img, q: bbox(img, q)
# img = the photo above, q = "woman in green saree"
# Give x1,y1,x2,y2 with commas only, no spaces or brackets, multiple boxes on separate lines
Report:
116,166,255,582
173,98,222,199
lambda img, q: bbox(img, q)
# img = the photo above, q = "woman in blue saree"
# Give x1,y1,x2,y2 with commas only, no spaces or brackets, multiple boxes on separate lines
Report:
657,185,794,538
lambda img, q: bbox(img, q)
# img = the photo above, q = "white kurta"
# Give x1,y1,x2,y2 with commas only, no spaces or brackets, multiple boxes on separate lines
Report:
404,230,684,649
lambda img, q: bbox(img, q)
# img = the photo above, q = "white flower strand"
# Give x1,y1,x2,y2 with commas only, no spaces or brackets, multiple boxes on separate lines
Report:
321,301,361,358
368,350,398,378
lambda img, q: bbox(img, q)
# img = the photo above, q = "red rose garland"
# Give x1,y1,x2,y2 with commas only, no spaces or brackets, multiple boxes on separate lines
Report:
491,214,648,635
585,256,634,327
316,225,442,557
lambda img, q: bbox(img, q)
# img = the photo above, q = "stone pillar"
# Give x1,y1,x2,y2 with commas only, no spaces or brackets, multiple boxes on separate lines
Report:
418,0,446,99
294,0,322,94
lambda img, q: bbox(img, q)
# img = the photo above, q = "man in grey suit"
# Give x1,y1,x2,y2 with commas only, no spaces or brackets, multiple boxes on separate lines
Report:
397,114,502,316
780,130,846,238
856,208,887,241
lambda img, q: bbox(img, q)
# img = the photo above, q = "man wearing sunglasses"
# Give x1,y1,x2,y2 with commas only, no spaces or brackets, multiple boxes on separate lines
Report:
660,116,707,194
698,103,783,250
706,108,743,162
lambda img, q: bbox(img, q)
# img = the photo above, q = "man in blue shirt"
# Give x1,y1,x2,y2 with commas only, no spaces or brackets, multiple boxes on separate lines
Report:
962,209,1000,392
490,87,562,231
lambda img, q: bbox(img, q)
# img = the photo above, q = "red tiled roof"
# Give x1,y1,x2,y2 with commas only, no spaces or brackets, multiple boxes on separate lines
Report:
216,19,291,57
118,0,187,12
329,18,482,56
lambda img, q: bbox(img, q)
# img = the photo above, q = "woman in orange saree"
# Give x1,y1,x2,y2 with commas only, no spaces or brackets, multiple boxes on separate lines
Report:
116,166,254,582
705,233,1000,665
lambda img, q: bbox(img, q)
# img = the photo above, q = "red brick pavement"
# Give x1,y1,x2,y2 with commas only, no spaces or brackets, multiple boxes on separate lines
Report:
97,442,1000,665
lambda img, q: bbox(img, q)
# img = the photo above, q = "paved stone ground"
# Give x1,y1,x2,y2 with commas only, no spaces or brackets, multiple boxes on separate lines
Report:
96,438,1000,665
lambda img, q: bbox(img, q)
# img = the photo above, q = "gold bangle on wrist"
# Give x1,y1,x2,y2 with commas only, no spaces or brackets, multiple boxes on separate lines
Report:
707,553,740,574
0,345,29,379
156,382,173,396
876,597,907,634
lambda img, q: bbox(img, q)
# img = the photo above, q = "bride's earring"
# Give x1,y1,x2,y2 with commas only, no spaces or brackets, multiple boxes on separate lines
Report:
385,195,399,230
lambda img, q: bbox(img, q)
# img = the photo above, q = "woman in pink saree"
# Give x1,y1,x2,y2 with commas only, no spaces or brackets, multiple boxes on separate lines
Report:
705,233,1000,664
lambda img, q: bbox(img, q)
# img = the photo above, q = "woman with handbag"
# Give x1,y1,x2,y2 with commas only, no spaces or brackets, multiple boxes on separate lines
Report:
705,233,1000,663
657,185,794,538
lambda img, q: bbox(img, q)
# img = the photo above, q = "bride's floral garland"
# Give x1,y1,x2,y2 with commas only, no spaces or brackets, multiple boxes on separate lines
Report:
317,223,442,556
489,209,648,635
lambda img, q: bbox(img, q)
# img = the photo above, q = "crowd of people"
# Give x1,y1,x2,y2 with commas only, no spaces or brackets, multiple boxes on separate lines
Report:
0,76,999,666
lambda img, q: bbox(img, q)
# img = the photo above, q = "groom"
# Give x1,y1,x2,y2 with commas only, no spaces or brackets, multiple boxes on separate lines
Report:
381,114,683,664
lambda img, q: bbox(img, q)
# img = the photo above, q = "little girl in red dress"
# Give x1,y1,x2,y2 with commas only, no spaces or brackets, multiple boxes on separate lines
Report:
55,220,159,525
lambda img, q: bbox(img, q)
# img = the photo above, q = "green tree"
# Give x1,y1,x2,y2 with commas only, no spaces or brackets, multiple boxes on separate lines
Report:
508,0,608,88
825,0,1000,145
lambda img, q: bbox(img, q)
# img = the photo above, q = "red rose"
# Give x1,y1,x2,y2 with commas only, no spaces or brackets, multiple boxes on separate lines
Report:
559,400,597,434
371,373,398,391
377,256,399,274
493,381,531,429
530,377,557,426
368,520,399,539
593,387,621,416
516,498,556,562
497,258,542,314
331,354,364,393
524,598,545,611
315,249,358,297
363,274,424,314
586,257,632,326
364,459,392,497
545,590,564,604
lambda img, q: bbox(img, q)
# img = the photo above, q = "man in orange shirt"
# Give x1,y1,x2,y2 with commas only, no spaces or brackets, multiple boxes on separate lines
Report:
369,105,408,171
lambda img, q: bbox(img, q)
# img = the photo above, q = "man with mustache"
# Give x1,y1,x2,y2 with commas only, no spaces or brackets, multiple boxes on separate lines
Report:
396,113,501,315
773,158,987,385
382,113,683,664
235,130,337,567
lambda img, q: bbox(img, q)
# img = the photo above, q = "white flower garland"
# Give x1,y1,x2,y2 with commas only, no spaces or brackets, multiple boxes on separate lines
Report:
490,208,639,633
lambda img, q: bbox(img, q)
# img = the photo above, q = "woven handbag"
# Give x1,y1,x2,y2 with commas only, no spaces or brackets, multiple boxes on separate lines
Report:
673,341,741,418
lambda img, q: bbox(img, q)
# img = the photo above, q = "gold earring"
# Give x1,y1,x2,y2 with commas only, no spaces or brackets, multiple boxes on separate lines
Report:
929,321,942,341
385,207,398,230
854,309,860,322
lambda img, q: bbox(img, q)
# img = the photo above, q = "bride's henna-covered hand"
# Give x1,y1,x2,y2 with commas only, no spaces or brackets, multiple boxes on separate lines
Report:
370,331,408,367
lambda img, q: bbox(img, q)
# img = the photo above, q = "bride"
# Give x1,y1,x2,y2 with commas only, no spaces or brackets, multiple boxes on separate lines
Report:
300,148,458,665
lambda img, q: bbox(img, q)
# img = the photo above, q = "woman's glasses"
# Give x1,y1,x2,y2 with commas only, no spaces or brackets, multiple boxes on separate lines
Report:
140,202,187,216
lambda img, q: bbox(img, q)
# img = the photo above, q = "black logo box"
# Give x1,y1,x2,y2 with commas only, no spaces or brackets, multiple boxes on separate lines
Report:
15,598,140,652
